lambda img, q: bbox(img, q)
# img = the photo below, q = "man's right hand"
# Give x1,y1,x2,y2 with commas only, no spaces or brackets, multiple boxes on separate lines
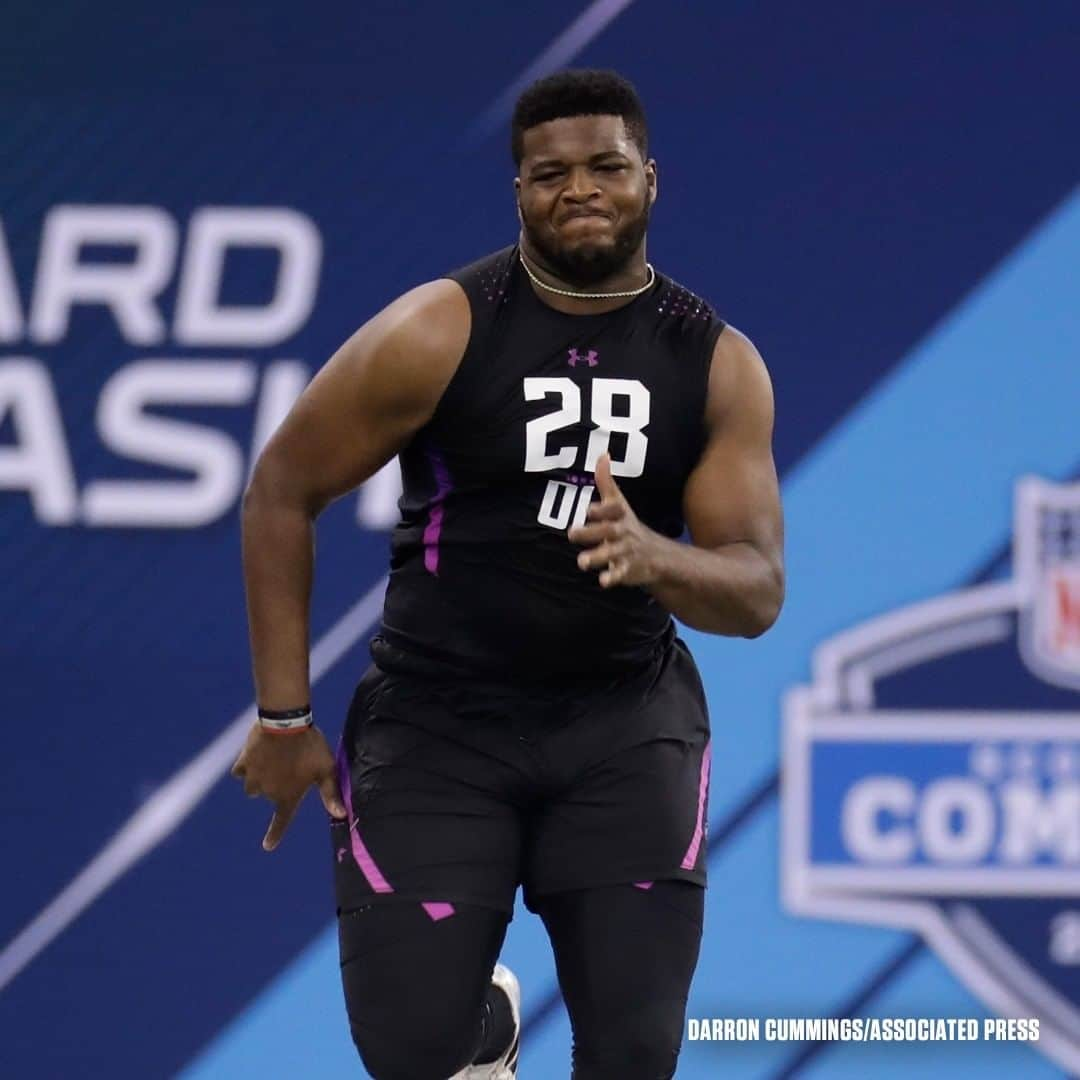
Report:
230,722,347,851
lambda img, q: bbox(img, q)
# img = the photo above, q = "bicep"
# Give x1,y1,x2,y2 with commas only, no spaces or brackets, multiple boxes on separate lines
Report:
251,280,469,512
681,329,784,566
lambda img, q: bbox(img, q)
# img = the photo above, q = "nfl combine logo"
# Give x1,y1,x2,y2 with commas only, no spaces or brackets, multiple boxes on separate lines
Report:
783,477,1080,1073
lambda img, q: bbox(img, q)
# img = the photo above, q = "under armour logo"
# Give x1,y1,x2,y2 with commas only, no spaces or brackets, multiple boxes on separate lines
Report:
336,847,348,863
568,348,598,368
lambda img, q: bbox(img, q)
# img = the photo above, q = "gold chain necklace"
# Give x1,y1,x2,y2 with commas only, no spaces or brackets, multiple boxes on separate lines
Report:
518,248,655,300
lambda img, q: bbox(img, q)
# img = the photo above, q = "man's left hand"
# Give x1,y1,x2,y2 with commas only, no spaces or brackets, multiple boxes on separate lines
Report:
568,453,664,588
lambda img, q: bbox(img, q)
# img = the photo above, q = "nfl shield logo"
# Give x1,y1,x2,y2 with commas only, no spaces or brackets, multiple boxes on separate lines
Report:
783,475,1080,1074
1017,477,1080,690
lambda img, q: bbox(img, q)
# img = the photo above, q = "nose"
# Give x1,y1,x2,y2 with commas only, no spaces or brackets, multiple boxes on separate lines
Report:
562,165,600,202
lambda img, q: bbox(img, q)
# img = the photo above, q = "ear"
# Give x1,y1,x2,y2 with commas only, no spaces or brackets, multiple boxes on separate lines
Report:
645,158,658,207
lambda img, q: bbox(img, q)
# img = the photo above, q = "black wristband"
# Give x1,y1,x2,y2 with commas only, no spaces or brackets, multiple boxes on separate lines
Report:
257,704,312,720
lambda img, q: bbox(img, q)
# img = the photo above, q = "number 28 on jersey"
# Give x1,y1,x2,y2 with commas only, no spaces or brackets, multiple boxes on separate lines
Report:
523,376,650,531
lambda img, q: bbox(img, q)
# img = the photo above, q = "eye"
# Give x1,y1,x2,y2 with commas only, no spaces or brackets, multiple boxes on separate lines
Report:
597,163,626,172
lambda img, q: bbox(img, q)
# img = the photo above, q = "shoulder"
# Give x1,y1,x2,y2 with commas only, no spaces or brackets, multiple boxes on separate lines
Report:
651,272,726,373
340,246,517,414
369,278,471,362
652,274,712,315
710,324,766,378
311,279,470,421
445,244,517,302
705,325,774,432
345,277,470,374
654,273,719,324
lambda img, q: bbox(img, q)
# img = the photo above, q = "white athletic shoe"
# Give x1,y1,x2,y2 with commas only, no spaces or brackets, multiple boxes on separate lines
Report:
452,963,521,1079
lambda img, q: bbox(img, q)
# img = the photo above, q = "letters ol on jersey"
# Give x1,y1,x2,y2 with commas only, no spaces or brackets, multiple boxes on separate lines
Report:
0,205,399,529
782,477,1080,1075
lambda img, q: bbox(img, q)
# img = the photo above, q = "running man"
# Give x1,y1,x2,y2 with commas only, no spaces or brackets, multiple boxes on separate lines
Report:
233,69,784,1079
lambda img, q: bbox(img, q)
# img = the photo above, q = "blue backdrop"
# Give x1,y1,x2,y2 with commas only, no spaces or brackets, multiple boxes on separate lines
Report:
2,2,1079,1077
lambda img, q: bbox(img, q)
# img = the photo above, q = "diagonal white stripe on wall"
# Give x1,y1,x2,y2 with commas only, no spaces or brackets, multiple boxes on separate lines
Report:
0,579,387,992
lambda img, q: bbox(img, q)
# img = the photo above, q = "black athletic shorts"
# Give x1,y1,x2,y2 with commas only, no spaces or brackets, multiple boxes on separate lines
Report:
330,634,711,916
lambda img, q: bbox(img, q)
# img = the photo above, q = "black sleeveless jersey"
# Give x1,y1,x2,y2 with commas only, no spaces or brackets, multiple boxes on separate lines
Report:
373,244,726,682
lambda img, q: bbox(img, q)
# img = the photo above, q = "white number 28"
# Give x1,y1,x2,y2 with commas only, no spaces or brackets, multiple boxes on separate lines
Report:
523,376,650,477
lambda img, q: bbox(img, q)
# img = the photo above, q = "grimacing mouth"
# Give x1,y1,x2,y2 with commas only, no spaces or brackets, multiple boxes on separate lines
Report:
555,209,616,228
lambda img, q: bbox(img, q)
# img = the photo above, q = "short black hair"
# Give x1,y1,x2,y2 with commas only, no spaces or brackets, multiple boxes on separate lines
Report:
511,69,648,166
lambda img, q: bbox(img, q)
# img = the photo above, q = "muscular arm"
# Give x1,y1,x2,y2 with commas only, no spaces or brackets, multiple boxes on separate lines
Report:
648,327,784,635
242,279,470,709
571,326,784,637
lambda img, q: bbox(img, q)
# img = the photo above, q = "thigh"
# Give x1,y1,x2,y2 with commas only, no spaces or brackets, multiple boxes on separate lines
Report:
527,640,711,906
340,901,510,1080
536,881,704,1080
333,666,528,915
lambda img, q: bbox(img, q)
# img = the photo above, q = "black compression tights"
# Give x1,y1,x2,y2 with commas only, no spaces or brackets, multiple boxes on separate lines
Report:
339,881,704,1080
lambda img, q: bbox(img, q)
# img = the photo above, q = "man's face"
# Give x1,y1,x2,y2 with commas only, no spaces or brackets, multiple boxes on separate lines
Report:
515,114,657,286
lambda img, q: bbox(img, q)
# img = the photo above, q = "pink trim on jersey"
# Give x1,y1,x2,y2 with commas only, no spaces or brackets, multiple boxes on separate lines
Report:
421,902,456,921
680,740,712,870
337,746,393,893
422,449,453,575
633,881,654,890
337,742,456,921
